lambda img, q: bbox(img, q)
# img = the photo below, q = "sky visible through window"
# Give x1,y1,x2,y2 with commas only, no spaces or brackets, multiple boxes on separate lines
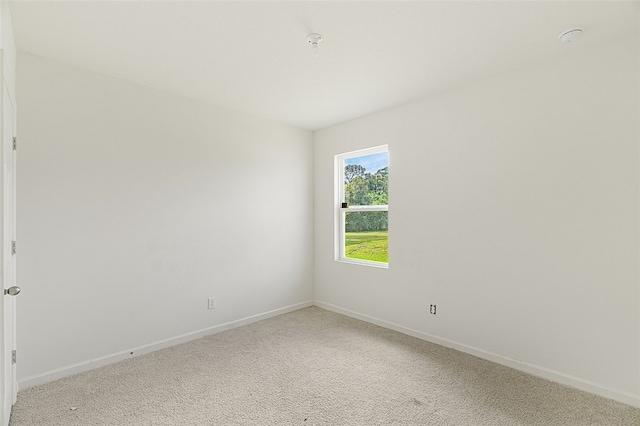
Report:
345,152,388,173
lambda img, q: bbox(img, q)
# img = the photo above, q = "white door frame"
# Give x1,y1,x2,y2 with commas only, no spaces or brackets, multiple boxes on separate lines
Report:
0,49,17,426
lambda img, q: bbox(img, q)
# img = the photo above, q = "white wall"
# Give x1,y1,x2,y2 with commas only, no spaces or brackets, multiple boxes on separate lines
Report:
16,53,314,385
0,0,15,100
314,36,639,406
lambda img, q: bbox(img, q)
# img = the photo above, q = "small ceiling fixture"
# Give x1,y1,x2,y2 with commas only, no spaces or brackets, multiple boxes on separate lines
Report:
558,27,583,43
306,33,323,57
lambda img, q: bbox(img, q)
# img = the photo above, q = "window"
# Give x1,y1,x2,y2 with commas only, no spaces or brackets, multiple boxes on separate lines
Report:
335,146,388,267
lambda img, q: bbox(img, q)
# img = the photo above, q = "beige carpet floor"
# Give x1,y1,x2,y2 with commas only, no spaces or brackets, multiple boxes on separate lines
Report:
10,306,640,425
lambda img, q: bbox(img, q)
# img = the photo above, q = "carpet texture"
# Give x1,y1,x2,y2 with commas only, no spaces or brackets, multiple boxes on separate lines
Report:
10,307,640,425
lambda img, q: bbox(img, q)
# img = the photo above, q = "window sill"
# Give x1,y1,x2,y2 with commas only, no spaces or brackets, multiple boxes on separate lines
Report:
337,257,389,269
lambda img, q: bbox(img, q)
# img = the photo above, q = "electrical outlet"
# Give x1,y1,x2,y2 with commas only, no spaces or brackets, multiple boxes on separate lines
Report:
208,298,216,310
429,304,437,315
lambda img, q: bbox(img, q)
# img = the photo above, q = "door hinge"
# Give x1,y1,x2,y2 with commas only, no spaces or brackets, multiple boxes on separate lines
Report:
11,240,16,255
11,350,16,365
12,137,16,151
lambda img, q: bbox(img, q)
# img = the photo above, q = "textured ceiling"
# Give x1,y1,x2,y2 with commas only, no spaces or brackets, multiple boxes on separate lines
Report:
9,1,640,131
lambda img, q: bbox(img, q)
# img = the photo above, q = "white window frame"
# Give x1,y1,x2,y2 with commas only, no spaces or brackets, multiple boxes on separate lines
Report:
335,145,388,268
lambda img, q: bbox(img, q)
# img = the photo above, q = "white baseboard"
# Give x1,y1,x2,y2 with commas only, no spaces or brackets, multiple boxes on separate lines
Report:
313,300,640,409
19,300,314,390
19,299,640,409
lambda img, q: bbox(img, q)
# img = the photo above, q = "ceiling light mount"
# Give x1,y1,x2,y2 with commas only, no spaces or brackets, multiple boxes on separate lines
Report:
307,33,323,57
558,27,583,43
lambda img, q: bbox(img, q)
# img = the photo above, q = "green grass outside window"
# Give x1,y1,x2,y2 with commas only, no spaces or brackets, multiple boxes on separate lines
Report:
345,231,388,263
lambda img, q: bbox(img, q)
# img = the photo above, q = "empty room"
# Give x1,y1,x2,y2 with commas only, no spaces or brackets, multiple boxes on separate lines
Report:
0,0,638,424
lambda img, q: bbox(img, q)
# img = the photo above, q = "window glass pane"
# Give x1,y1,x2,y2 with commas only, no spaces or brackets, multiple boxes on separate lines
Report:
345,211,388,263
344,152,388,206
